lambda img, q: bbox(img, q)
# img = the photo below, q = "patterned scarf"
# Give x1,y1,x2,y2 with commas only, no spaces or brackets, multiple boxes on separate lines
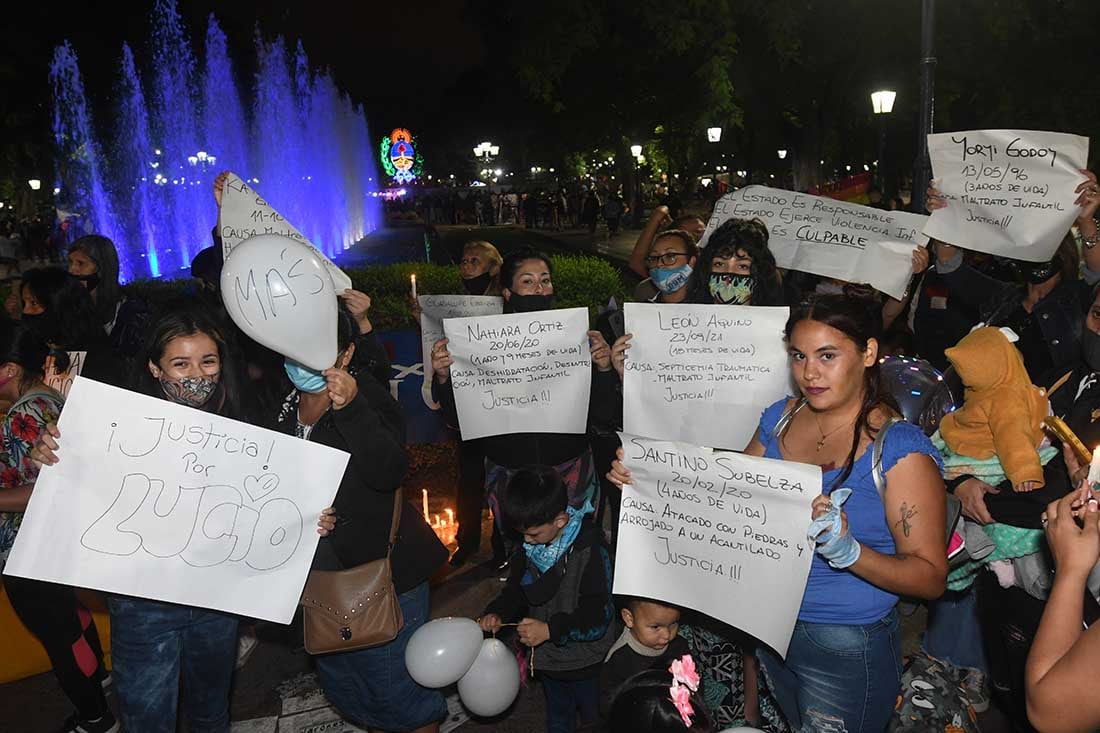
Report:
524,500,594,573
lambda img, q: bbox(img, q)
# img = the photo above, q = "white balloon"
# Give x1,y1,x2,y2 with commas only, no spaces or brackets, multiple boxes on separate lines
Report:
457,638,521,717
220,234,338,371
404,617,483,688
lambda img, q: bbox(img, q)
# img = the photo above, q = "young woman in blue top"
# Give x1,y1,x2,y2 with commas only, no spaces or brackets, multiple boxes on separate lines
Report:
608,293,948,732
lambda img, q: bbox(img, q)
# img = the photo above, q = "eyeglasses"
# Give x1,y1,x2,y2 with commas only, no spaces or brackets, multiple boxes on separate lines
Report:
645,252,690,267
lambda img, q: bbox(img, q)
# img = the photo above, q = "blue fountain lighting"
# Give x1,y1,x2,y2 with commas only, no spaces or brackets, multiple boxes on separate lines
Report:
50,0,381,281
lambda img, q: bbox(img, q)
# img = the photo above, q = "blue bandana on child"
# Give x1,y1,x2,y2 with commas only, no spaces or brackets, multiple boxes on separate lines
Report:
524,500,594,573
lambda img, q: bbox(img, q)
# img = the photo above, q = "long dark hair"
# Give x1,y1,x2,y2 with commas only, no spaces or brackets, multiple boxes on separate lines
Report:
132,302,247,421
68,235,122,326
20,267,107,350
693,217,784,305
785,293,896,489
0,320,52,391
608,668,713,733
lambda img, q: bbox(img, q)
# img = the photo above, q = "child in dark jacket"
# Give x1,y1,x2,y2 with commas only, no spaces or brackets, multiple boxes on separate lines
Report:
479,466,616,732
601,597,690,718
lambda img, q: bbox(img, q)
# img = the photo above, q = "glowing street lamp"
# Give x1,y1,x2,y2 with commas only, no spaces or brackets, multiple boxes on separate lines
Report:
630,144,643,158
871,90,897,115
871,90,896,196
777,149,788,160
28,179,41,190
707,127,722,143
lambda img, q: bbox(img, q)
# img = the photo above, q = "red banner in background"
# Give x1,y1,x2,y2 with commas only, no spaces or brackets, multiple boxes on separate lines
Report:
807,172,872,203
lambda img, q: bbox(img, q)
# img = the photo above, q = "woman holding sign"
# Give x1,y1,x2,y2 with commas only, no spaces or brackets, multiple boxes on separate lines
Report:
430,248,618,559
610,293,948,732
0,321,116,733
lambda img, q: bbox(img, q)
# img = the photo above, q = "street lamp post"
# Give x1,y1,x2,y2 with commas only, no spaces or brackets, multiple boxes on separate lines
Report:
871,90,896,198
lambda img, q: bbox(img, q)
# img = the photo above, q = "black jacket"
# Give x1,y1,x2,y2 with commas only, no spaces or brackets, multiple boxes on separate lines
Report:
277,372,446,593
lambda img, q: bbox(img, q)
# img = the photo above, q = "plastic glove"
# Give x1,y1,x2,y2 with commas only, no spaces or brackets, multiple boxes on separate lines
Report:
806,488,862,569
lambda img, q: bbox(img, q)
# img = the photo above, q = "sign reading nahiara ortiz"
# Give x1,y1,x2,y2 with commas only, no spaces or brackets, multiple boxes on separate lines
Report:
700,185,929,300
923,129,1090,262
613,434,819,656
442,308,591,440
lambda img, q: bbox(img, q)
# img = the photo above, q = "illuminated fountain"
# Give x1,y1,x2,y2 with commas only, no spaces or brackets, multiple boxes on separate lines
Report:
50,0,380,281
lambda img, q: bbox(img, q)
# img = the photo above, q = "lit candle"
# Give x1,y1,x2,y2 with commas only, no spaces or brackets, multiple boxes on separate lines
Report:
422,489,429,523
1088,446,1100,488
445,508,454,526
410,273,417,300
434,513,441,527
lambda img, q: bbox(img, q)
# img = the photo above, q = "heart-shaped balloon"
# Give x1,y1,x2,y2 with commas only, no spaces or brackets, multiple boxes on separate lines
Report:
221,234,338,370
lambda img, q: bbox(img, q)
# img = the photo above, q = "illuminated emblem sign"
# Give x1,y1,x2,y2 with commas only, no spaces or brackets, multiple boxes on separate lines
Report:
380,128,423,184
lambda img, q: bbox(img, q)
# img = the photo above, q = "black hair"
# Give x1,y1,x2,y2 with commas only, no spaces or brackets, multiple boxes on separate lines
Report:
502,465,568,530
20,267,108,351
0,319,52,390
671,214,704,232
67,235,122,326
500,248,553,292
620,596,679,616
693,217,784,305
336,299,359,355
784,293,897,489
608,668,713,733
189,245,224,287
650,229,698,262
131,300,247,421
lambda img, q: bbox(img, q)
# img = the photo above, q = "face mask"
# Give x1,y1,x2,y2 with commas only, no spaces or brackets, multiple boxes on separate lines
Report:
709,274,755,305
462,272,493,295
74,272,100,291
21,312,59,342
1083,327,1100,372
650,264,693,294
507,293,555,313
285,358,328,394
159,374,219,407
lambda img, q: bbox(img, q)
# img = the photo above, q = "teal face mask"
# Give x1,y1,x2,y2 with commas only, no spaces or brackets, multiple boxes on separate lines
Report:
709,274,755,305
650,264,693,294
285,358,328,394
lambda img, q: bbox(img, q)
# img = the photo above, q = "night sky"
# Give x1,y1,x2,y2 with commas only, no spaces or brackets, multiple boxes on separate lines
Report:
5,0,487,153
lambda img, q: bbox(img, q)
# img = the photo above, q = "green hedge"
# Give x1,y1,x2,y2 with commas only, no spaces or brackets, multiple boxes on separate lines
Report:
121,255,628,332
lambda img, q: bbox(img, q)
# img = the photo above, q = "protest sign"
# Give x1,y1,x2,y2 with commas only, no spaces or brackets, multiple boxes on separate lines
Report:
923,129,1090,262
220,172,352,291
43,351,86,398
614,434,819,656
623,303,789,451
700,185,929,299
442,308,591,440
4,377,349,624
418,294,503,409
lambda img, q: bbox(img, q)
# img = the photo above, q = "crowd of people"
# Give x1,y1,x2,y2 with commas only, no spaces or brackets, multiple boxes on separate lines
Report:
1,166,1100,733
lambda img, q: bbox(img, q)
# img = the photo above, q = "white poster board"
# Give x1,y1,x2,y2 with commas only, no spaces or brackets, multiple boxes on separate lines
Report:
613,434,819,656
43,350,86,398
4,377,349,624
623,303,790,451
923,129,1090,262
442,308,591,440
220,172,353,291
700,185,929,299
418,295,503,409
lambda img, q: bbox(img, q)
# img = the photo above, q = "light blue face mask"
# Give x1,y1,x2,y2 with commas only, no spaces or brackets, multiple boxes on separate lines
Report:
285,358,328,394
650,264,693,294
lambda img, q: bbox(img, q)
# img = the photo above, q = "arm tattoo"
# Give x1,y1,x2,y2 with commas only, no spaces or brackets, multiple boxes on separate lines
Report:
895,502,918,538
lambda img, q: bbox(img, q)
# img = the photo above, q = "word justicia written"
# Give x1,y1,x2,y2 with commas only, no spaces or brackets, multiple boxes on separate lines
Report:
107,417,276,467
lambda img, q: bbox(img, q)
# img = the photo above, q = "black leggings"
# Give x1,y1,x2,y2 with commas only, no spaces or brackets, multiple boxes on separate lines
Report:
4,575,109,719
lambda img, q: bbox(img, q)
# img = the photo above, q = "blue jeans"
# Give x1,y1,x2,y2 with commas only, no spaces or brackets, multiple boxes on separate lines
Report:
922,587,988,673
541,674,600,733
108,596,238,733
758,611,901,733
315,582,446,730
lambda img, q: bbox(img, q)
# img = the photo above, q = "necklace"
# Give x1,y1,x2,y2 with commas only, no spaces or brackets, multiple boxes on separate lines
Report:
812,411,855,451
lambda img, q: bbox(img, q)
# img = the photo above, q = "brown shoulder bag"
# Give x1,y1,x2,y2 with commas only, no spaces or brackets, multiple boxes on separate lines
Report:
299,490,404,654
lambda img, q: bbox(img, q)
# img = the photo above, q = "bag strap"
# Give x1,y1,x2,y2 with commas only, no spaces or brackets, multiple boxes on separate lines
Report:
386,489,402,558
771,397,808,440
871,417,902,500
